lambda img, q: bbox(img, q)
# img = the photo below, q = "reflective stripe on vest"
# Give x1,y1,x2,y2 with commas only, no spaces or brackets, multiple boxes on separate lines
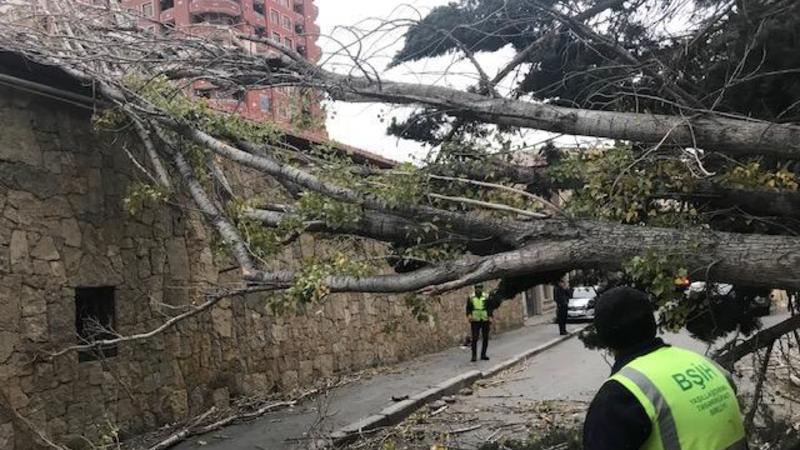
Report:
610,347,746,450
470,293,488,321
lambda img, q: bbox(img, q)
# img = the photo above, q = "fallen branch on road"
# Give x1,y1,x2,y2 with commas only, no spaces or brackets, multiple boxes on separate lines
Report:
148,407,217,450
452,424,482,434
143,387,321,450
716,315,800,369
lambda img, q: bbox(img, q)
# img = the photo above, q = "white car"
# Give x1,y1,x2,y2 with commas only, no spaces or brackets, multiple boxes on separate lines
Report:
567,286,598,321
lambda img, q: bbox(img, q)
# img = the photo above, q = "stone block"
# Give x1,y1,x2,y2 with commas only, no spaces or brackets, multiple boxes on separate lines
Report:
0,110,42,166
48,417,68,438
165,238,190,281
0,288,20,332
60,218,82,247
42,151,62,174
21,313,48,342
211,305,233,338
211,387,230,410
20,284,46,317
0,422,13,449
280,370,298,389
9,230,31,273
0,332,17,363
163,389,189,419
4,385,29,409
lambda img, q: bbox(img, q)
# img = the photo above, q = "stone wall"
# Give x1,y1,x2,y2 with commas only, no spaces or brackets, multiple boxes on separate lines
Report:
0,84,525,448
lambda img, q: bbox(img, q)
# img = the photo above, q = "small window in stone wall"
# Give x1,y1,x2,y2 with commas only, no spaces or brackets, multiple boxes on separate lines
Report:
75,286,118,362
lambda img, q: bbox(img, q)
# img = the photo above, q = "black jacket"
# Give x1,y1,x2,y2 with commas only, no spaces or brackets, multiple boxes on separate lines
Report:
583,338,668,450
555,286,572,308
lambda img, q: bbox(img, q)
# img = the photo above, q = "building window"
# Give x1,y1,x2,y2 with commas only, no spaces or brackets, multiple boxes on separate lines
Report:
284,37,293,48
282,15,291,30
272,31,281,43
192,13,235,26
75,287,117,362
160,0,174,10
270,9,280,25
142,2,153,17
282,0,291,7
253,0,265,15
259,94,271,112
254,26,266,37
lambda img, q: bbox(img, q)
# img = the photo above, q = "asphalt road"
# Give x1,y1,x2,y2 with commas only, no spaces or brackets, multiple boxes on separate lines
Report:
476,313,786,403
371,312,790,449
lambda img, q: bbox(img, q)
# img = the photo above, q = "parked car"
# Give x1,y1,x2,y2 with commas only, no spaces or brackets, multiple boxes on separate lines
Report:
686,282,772,316
567,286,598,321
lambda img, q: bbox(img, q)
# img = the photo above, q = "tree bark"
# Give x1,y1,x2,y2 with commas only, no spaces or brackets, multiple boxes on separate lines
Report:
244,219,800,293
716,314,800,369
305,71,800,159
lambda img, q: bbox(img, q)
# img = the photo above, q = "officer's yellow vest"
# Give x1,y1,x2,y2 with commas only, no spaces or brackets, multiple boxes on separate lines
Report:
610,346,746,450
470,293,488,322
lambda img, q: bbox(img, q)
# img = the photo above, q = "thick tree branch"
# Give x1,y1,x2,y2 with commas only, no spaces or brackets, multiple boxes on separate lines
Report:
244,219,800,292
716,314,800,369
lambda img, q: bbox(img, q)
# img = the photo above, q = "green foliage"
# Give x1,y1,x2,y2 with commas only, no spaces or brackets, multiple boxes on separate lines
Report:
127,76,283,144
269,253,375,314
123,182,167,215
549,145,696,225
289,91,326,131
399,241,467,264
404,293,435,323
623,250,690,332
719,162,799,192
371,163,428,209
297,192,362,229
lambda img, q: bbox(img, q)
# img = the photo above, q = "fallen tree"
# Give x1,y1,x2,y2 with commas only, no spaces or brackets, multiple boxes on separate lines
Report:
0,0,798,360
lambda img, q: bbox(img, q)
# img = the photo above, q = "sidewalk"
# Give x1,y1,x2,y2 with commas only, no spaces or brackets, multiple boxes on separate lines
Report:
174,318,583,450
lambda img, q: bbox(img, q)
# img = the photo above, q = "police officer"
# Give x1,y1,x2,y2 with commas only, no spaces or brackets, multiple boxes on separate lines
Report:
555,278,572,336
466,283,492,362
584,287,746,450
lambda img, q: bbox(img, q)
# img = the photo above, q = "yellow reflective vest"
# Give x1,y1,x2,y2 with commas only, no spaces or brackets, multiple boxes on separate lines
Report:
469,293,489,322
610,346,746,450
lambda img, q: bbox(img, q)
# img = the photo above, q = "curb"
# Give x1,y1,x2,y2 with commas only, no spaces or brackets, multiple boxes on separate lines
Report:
330,325,587,447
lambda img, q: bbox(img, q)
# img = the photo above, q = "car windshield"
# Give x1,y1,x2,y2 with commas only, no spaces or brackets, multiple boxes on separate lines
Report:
572,288,595,299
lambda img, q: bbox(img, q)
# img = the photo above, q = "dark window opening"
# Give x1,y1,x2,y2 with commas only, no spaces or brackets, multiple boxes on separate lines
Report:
294,23,305,35
293,3,304,15
259,94,271,112
160,0,174,10
75,287,117,362
253,1,265,15
254,26,266,37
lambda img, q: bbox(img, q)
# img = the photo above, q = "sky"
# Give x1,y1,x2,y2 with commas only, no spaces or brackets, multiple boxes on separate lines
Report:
315,0,518,163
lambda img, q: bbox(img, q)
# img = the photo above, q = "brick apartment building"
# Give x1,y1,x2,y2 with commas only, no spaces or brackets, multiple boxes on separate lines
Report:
120,0,326,139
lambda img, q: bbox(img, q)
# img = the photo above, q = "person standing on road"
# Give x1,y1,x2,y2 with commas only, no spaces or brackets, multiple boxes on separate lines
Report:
584,287,746,450
554,278,572,336
466,283,492,362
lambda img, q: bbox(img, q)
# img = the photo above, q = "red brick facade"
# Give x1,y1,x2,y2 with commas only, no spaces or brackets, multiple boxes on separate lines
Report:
120,0,326,139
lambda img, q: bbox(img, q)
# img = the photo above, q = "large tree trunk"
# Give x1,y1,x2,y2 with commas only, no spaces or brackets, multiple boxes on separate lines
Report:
316,73,800,159
245,219,800,293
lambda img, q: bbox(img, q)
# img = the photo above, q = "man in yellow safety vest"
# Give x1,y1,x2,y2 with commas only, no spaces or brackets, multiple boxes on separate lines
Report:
466,283,492,362
584,287,746,450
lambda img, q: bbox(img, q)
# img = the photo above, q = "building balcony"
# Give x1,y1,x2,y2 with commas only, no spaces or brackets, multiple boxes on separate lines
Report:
160,7,175,22
189,0,242,18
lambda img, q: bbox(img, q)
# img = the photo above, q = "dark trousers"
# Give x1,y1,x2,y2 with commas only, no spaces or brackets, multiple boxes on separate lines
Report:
470,320,490,359
556,304,567,335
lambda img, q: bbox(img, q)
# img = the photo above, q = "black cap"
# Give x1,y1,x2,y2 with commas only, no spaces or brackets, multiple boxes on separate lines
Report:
593,287,657,351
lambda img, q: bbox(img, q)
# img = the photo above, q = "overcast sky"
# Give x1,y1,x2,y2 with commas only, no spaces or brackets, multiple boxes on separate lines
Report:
315,0,517,163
